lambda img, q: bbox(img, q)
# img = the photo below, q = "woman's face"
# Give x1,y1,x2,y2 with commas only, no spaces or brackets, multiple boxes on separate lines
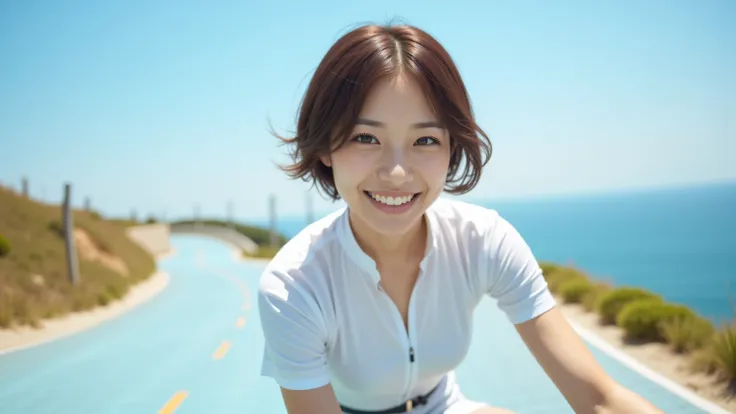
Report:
322,74,452,238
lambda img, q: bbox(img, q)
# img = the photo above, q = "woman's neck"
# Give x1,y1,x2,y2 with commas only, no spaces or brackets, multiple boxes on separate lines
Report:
349,212,427,269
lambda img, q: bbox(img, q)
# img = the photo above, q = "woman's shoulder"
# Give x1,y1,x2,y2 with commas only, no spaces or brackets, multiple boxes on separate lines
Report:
259,208,346,291
257,211,346,341
430,199,554,324
427,197,507,239
428,197,532,267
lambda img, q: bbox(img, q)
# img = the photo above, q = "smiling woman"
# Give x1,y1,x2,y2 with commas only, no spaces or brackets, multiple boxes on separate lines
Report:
322,74,459,243
258,23,664,414
275,24,491,203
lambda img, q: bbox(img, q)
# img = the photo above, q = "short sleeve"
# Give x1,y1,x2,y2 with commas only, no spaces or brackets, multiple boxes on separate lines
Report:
257,267,332,391
481,215,557,325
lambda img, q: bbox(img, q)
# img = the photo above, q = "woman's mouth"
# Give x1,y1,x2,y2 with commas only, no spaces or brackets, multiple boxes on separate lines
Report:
363,191,421,214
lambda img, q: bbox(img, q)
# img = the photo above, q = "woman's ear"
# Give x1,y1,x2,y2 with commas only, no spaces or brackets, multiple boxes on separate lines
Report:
320,155,332,167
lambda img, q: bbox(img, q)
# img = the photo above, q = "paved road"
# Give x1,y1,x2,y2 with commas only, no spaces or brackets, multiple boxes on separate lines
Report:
0,235,719,413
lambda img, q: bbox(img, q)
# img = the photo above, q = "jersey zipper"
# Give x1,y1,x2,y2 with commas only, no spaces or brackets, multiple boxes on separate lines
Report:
377,276,420,403
405,276,419,402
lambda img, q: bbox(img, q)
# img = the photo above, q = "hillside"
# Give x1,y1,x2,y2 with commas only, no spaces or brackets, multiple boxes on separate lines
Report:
0,185,156,328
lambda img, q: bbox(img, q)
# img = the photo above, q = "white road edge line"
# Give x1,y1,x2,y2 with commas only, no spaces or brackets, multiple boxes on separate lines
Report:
568,319,732,414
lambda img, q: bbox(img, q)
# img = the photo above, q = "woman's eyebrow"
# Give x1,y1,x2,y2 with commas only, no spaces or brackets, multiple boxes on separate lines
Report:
356,118,444,129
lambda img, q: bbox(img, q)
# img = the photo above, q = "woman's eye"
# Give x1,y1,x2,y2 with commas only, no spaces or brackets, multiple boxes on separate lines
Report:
415,136,439,146
353,134,378,144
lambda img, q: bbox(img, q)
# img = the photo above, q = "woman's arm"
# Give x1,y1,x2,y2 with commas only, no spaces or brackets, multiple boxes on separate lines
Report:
258,267,340,413
515,307,663,413
478,213,662,413
280,384,343,414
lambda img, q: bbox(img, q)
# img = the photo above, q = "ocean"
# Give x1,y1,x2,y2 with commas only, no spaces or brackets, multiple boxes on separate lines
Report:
251,182,736,325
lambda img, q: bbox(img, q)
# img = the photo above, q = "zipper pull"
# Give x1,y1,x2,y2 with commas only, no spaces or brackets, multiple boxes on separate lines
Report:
409,347,415,363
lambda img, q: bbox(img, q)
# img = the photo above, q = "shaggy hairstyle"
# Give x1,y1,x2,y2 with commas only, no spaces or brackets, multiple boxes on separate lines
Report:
276,23,492,201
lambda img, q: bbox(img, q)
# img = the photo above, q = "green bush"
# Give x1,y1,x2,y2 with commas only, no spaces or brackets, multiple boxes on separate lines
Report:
47,220,65,237
243,245,281,259
709,323,736,382
596,287,662,325
616,300,695,342
559,278,594,304
582,282,613,312
97,293,112,306
546,268,588,294
539,262,561,280
0,234,11,257
660,314,715,353
106,282,128,300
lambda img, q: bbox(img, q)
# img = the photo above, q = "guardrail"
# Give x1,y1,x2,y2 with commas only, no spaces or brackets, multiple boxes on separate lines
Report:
169,223,259,256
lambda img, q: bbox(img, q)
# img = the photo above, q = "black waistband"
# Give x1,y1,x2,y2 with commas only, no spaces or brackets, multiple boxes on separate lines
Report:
339,383,440,414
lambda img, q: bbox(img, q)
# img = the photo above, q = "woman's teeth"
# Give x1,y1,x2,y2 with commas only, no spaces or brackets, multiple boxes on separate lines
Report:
368,192,415,206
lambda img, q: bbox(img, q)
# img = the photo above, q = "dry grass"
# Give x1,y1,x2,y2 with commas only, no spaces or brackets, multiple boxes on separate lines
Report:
0,185,155,328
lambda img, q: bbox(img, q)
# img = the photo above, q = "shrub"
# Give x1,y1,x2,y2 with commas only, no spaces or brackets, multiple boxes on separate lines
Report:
106,283,127,300
97,293,112,306
582,282,613,312
546,268,588,294
660,314,715,353
0,234,11,257
559,278,594,304
242,245,281,259
48,220,65,237
616,300,695,342
596,287,662,325
539,262,561,280
709,323,736,382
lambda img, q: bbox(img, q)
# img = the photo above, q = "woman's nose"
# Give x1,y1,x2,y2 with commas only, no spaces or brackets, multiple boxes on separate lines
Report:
377,150,414,185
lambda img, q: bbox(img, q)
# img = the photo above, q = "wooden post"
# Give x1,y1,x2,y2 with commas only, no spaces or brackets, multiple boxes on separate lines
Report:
269,194,278,248
62,183,80,285
21,177,28,198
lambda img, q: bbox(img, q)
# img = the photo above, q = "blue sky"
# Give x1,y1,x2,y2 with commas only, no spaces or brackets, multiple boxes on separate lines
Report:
1,0,734,222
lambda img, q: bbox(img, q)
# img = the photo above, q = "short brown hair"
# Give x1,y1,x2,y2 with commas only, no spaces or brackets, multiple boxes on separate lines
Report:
275,23,492,201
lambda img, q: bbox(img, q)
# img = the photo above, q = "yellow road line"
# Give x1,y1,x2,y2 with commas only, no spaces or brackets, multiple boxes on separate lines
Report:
213,340,231,360
158,391,188,414
236,316,246,328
